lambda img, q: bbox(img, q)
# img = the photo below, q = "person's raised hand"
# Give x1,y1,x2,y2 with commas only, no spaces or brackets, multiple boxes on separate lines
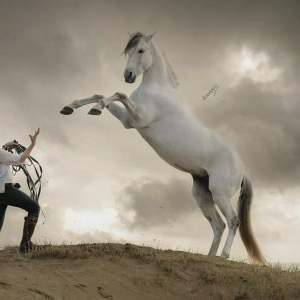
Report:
29,128,40,146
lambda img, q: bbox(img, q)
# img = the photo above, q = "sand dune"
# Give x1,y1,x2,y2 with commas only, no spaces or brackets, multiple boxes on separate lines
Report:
0,243,299,300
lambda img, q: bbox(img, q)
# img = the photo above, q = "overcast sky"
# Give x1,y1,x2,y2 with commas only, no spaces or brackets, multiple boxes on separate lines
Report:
0,0,300,263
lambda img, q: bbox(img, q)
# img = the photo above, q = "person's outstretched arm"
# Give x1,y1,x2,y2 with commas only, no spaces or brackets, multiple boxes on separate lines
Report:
19,128,40,164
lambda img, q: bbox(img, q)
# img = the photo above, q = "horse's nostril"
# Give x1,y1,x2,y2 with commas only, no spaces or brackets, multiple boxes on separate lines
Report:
129,72,132,78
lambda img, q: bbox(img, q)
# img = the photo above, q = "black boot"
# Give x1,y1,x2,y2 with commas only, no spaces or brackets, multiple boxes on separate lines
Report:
19,216,38,253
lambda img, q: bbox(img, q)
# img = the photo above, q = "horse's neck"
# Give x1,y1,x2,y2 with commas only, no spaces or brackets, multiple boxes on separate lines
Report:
142,43,178,90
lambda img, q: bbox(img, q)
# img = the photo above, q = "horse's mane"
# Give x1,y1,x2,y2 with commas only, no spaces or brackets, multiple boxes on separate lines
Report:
161,51,179,87
123,32,144,55
123,32,179,87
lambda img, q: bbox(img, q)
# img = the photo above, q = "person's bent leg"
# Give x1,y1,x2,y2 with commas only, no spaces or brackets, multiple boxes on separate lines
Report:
3,186,40,252
0,203,8,232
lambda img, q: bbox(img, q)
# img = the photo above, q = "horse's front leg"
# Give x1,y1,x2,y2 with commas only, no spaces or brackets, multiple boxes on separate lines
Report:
89,92,151,128
60,94,104,115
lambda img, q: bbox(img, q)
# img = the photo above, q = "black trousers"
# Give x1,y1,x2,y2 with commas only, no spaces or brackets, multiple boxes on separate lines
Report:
0,186,40,231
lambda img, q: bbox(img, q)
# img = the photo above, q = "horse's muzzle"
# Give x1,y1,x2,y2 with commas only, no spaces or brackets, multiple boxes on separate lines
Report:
124,69,136,83
125,76,136,83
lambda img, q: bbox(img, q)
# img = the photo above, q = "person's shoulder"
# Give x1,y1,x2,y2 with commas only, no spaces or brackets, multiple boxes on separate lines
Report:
0,148,10,157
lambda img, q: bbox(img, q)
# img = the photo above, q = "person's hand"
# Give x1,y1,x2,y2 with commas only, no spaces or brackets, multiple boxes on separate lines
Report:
29,128,40,146
6,141,19,146
5,141,19,147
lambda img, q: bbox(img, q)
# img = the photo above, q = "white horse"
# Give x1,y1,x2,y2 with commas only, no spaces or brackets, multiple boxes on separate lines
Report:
60,32,265,263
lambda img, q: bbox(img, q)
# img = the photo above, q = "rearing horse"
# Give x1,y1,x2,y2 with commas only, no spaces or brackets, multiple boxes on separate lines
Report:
60,32,265,263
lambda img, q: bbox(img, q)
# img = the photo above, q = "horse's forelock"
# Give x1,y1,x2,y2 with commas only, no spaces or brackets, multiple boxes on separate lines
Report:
123,32,145,55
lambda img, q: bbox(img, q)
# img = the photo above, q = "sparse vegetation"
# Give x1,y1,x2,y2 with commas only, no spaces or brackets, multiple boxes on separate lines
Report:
0,242,300,300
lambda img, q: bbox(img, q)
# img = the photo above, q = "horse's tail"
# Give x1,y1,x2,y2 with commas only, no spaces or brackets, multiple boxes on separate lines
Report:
237,175,266,264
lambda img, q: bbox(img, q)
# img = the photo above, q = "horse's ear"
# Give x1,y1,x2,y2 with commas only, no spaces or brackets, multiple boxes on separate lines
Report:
145,32,157,42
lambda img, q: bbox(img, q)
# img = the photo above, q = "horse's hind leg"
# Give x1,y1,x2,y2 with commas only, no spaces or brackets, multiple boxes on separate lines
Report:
209,177,240,259
60,95,104,115
191,175,226,256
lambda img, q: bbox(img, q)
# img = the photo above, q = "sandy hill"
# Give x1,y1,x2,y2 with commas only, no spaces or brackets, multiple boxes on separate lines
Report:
0,243,299,300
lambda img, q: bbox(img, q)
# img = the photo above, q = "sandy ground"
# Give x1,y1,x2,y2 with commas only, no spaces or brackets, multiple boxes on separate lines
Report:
1,254,189,300
0,243,300,300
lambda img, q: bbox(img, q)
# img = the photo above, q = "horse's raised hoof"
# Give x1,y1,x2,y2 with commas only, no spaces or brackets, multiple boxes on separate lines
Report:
60,106,74,115
88,109,102,116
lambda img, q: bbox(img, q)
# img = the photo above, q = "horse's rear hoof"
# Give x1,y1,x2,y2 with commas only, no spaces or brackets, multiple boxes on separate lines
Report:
60,106,74,115
88,109,102,116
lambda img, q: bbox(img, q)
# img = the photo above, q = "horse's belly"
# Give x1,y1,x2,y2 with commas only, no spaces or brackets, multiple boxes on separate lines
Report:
138,122,211,175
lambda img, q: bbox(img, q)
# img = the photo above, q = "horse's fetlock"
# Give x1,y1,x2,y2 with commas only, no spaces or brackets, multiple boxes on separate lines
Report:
93,94,103,100
73,99,79,106
122,120,132,129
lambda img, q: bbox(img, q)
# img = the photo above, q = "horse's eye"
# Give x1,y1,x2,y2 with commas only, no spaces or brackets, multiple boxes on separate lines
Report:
138,49,145,53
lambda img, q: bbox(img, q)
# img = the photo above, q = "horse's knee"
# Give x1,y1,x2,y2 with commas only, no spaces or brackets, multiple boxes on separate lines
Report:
114,92,128,101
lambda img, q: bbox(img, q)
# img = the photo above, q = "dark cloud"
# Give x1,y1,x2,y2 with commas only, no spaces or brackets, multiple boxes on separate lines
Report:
197,78,300,191
119,177,200,229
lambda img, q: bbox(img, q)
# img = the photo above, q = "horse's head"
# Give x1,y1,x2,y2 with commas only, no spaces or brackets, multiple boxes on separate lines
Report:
123,32,156,83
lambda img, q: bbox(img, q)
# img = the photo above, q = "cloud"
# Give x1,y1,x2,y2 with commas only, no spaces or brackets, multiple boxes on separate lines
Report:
119,177,200,229
197,78,300,190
